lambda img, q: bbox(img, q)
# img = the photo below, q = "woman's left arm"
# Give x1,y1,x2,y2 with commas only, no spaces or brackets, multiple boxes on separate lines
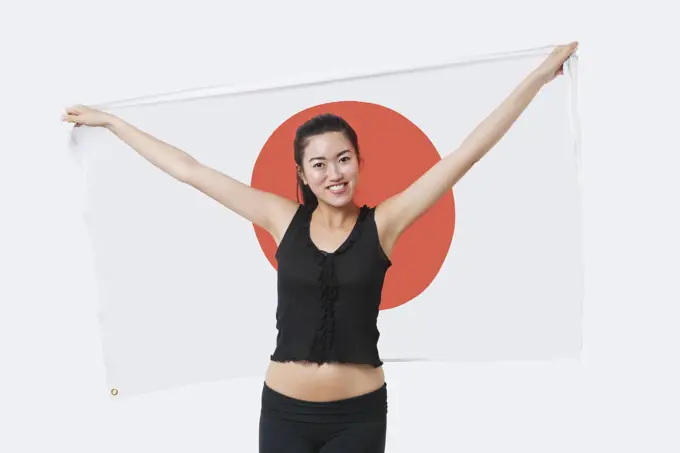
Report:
375,42,578,254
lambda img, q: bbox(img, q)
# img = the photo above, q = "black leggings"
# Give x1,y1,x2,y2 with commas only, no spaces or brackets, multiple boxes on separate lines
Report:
259,382,388,453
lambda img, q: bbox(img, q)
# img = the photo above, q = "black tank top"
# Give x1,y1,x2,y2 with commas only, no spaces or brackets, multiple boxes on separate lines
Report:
270,203,392,367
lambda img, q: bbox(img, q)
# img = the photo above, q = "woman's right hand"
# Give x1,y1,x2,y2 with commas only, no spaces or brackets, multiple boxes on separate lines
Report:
62,104,116,128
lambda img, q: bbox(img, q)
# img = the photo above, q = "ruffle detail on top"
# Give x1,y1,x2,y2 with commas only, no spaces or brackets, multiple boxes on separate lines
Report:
302,204,370,364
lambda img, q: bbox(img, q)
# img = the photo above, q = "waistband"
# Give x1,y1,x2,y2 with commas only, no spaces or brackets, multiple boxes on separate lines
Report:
261,382,388,424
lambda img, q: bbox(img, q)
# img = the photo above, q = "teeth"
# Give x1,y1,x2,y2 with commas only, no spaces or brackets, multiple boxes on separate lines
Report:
329,183,346,190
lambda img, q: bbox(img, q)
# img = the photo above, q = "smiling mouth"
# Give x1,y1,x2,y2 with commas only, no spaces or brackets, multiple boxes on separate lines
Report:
327,182,348,194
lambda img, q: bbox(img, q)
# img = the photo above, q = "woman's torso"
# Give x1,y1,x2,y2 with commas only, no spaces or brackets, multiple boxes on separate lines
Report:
266,203,391,402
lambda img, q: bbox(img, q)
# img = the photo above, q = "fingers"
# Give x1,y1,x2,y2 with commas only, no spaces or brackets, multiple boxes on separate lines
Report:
65,104,90,115
558,41,578,57
552,41,577,53
62,105,88,124
62,113,80,124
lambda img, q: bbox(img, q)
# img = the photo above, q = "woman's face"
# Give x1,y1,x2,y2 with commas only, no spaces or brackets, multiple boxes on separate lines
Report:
299,131,360,208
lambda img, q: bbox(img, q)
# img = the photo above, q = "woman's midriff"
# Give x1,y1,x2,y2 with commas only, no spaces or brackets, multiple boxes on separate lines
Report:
264,360,385,402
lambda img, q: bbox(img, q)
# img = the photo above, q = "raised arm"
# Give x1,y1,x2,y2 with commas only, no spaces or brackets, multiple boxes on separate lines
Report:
374,42,578,255
62,106,299,243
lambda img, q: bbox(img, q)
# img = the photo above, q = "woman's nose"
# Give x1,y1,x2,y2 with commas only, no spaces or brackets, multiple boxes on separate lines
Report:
327,164,341,180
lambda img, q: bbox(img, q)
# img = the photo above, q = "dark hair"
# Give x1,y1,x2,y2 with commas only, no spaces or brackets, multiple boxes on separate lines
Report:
293,113,360,207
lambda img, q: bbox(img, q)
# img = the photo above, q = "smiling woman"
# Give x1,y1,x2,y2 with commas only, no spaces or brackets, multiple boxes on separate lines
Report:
62,41,578,453
294,114,361,210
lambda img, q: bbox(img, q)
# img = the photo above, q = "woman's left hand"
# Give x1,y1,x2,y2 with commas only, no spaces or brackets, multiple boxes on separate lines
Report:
534,41,578,84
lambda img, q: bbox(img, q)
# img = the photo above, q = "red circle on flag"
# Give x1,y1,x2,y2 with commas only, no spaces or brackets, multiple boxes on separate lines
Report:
251,101,455,310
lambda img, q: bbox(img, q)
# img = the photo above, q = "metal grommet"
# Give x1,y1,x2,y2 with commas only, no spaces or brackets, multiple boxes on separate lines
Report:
111,388,119,396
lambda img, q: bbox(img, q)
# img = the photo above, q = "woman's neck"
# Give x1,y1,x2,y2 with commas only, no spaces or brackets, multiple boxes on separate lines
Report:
312,202,360,230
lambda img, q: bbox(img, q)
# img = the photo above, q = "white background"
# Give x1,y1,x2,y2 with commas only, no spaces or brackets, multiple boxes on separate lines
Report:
1,0,678,452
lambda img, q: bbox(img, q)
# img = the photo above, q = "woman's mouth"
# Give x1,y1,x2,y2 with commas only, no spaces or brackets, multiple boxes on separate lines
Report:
327,182,348,195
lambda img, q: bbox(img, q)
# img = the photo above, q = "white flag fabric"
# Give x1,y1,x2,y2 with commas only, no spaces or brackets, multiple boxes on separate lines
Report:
69,46,583,398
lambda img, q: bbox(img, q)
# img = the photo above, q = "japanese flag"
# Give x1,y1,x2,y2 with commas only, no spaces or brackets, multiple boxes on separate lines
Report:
69,45,583,398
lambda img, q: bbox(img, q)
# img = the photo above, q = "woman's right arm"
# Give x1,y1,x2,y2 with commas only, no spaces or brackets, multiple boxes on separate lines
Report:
64,105,299,243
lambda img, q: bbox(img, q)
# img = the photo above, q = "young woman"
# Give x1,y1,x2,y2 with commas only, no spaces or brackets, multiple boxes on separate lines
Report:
63,42,577,453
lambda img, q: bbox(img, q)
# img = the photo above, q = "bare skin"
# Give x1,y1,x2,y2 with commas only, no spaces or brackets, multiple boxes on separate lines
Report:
62,42,577,402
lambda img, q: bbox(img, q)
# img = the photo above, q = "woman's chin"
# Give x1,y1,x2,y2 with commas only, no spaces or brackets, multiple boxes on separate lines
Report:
319,189,354,207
